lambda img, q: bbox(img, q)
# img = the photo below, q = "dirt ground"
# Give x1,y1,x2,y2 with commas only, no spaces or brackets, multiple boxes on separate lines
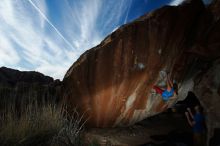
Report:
83,112,192,146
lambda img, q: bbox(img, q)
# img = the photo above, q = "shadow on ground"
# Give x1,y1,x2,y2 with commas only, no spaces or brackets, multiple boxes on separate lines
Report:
83,110,193,146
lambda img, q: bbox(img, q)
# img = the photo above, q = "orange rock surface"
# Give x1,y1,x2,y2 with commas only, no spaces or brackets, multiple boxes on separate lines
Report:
63,0,220,127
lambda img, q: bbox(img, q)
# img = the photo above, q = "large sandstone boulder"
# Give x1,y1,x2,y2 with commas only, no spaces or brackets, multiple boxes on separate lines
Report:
63,0,220,128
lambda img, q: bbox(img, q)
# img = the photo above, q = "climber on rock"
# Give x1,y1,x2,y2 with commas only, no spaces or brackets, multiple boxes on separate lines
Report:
153,73,178,101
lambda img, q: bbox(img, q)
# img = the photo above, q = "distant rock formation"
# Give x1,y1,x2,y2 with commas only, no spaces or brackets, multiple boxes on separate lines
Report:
0,67,61,111
63,0,220,128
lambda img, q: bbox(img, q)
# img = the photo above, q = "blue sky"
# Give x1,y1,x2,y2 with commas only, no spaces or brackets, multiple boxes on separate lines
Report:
0,0,210,79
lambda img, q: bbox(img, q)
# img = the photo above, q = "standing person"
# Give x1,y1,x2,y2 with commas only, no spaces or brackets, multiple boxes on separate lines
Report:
185,105,206,146
153,73,178,101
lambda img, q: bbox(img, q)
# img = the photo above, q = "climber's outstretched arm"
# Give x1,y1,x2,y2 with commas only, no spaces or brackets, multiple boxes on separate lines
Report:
166,73,173,91
187,108,194,119
185,112,194,127
167,73,173,87
185,112,192,126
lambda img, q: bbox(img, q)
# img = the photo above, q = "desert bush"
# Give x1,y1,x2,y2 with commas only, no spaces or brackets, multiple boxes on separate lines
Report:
52,108,87,146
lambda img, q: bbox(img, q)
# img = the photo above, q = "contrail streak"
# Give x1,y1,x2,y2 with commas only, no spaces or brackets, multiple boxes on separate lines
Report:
124,0,133,24
28,0,77,50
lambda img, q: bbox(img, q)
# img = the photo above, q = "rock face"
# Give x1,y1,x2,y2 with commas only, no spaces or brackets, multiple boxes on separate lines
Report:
194,59,220,141
63,0,220,128
0,67,61,111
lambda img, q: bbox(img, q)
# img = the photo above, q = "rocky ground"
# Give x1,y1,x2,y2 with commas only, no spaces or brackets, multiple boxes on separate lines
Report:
83,111,192,146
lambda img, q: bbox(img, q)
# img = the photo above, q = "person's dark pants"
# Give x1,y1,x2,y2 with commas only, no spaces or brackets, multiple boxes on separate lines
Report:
193,132,205,146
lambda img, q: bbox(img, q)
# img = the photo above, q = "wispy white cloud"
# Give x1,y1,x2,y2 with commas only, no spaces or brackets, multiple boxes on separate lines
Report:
169,0,184,6
61,0,133,52
0,0,134,79
202,0,212,5
0,32,20,66
59,0,102,53
0,0,74,79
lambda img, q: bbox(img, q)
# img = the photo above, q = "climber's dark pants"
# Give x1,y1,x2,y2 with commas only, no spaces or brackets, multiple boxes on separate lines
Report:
193,132,205,146
153,86,164,95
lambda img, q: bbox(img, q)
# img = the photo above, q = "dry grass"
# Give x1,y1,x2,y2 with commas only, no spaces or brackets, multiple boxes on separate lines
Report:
0,102,86,146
